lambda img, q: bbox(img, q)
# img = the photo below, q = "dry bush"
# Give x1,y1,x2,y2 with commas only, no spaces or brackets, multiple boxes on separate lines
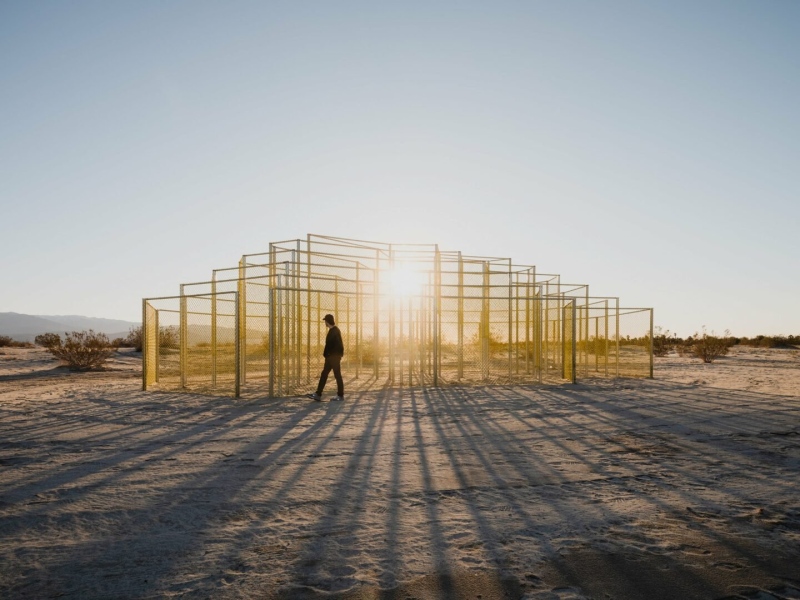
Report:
46,330,114,371
159,326,179,350
124,326,143,352
35,333,62,348
0,335,34,348
652,327,674,357
691,328,733,364
738,335,800,349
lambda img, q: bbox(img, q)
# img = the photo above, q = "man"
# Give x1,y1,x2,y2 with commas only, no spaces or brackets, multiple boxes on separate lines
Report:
307,314,344,402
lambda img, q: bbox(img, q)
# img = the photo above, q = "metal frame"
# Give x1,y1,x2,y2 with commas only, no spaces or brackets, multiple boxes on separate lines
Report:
143,235,653,397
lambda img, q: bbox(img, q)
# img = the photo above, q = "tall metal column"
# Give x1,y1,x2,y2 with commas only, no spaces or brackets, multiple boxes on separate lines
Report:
457,252,463,380
211,272,217,387
234,291,241,398
180,284,187,389
238,258,246,384
649,308,654,379
306,235,312,385
434,246,441,386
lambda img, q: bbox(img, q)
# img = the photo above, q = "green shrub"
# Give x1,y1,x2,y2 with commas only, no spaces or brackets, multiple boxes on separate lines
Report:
45,330,114,371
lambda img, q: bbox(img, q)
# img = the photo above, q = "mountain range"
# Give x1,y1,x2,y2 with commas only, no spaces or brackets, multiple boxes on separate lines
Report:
0,312,140,342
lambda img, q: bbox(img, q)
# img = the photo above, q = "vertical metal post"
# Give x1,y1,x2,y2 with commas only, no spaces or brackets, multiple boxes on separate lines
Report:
269,243,276,395
234,291,241,398
457,251,463,380
141,298,148,391
373,256,379,380
525,269,531,375
180,285,187,389
434,246,441,386
571,300,577,384
334,276,339,325
508,260,512,380
482,261,489,381
293,247,299,390
287,259,295,391
615,298,620,377
388,246,394,383
398,289,404,386
515,272,520,375
537,285,543,382
268,285,275,398
211,272,217,387
408,295,413,385
595,314,599,372
154,309,160,383
604,299,609,376
584,287,589,377
561,300,567,381
307,235,312,384
649,308,654,379
277,274,283,396
356,264,361,379
543,282,549,378
238,258,246,384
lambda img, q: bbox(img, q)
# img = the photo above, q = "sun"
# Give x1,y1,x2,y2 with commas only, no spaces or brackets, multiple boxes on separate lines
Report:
388,263,424,297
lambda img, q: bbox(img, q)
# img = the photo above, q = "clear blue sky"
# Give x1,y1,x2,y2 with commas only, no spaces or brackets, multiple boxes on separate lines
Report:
1,1,798,337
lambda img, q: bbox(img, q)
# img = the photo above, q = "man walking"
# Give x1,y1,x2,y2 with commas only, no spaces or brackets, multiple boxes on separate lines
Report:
307,314,344,402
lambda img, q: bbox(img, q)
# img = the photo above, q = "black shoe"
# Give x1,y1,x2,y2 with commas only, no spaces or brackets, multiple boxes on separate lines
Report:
306,393,322,401
331,395,344,401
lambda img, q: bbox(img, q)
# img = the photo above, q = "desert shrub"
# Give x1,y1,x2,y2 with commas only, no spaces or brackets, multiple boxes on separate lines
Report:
579,337,609,357
0,335,33,348
652,327,674,357
738,335,800,349
675,340,691,357
111,337,125,348
45,330,114,371
124,326,143,352
691,328,733,364
159,326,179,349
35,333,62,349
356,338,380,365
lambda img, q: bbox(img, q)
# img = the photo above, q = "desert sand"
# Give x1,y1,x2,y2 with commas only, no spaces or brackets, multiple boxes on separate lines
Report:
1,345,799,599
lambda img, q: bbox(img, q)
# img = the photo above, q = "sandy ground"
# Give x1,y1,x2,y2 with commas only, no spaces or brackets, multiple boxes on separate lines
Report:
1,345,799,600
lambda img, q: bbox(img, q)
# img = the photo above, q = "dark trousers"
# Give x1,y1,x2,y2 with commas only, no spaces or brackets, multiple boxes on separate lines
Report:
316,355,343,397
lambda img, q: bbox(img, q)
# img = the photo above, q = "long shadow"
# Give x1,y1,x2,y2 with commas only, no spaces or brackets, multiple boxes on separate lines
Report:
4,376,799,599
280,384,396,593
496,381,800,595
0,387,348,599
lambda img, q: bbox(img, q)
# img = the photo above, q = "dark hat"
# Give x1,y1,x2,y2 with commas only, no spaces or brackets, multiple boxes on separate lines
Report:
323,314,335,325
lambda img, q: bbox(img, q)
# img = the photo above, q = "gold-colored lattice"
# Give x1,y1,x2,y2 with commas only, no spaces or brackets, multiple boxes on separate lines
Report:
143,235,653,397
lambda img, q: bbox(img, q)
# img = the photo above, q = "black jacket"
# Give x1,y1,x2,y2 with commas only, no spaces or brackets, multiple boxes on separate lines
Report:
323,326,344,357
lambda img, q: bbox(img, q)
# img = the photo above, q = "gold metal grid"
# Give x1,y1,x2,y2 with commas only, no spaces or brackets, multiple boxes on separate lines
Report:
143,235,653,397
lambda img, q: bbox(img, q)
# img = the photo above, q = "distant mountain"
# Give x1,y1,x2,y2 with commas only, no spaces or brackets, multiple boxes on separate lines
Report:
0,312,140,342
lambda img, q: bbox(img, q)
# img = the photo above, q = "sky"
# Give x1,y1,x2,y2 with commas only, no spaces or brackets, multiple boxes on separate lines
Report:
1,1,798,337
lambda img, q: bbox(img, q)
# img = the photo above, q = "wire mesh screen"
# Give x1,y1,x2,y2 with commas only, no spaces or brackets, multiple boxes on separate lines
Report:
143,292,238,396
617,308,654,378
143,235,653,397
